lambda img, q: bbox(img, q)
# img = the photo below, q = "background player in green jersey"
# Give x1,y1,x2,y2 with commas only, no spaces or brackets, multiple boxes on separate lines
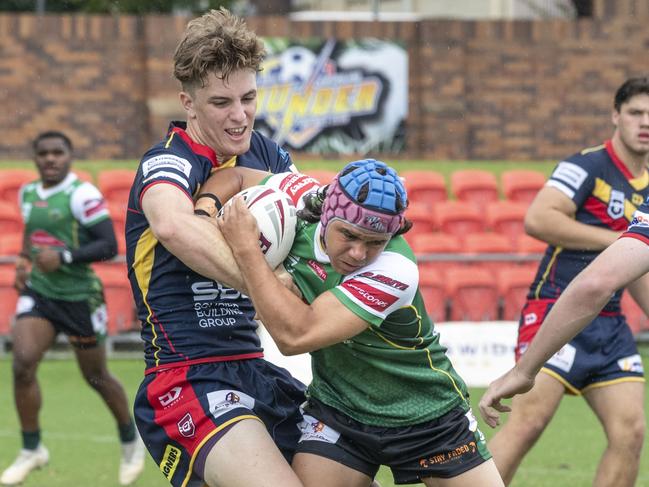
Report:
197,160,504,487
1,131,144,486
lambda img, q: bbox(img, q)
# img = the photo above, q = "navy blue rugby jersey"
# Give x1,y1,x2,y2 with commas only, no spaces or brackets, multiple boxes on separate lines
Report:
528,140,649,313
126,121,294,371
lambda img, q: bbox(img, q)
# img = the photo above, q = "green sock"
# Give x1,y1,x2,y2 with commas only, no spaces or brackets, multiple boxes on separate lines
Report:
118,419,136,443
22,430,40,450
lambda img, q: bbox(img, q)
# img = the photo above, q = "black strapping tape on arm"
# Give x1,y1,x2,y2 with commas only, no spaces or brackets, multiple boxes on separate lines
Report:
196,193,223,211
194,209,211,217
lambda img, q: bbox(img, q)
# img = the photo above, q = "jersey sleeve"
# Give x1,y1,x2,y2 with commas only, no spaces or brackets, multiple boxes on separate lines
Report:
545,155,598,207
70,182,110,227
330,251,418,326
263,172,321,210
135,149,202,208
621,199,649,245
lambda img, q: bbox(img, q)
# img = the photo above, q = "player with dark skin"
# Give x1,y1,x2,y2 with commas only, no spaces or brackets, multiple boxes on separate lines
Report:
2,132,144,486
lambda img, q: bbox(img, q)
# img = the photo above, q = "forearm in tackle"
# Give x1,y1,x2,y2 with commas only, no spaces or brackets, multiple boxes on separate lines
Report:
158,213,247,292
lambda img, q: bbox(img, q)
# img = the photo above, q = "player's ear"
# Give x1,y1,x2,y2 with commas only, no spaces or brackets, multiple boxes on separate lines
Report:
179,91,196,119
611,107,620,128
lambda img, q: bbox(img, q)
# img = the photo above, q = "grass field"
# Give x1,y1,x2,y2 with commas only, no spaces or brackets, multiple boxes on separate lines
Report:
0,158,644,486
0,355,647,487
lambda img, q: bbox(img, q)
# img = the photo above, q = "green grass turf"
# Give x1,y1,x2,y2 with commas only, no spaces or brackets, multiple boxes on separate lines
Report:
0,353,647,486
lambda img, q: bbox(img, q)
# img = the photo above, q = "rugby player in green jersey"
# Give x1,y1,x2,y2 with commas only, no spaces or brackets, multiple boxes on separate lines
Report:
196,160,505,487
2,131,144,486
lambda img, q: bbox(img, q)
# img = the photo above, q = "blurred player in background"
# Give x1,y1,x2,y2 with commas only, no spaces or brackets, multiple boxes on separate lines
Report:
487,77,649,486
1,131,144,486
198,160,505,487
125,8,310,487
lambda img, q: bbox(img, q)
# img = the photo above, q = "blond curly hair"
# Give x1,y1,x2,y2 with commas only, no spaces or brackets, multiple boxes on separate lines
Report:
173,7,266,91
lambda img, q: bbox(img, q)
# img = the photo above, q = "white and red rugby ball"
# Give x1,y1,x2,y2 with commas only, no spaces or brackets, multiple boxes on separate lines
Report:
224,185,297,268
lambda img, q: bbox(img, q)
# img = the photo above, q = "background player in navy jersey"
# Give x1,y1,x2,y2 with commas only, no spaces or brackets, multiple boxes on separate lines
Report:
125,8,309,487
1,131,144,486
486,77,649,486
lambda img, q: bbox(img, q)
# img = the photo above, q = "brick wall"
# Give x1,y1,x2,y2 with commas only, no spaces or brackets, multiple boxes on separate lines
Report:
0,0,647,161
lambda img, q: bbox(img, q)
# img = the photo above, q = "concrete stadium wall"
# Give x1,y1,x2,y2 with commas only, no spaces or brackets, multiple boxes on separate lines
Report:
0,0,647,161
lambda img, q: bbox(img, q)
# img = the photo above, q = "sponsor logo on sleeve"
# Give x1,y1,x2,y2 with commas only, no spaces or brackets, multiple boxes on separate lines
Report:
160,445,181,480
142,154,192,177
83,198,107,219
142,170,190,189
617,354,644,373
341,279,398,311
551,161,588,189
357,271,408,290
278,173,319,205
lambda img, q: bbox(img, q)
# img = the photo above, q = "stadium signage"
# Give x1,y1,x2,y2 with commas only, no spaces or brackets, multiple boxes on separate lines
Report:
257,38,408,155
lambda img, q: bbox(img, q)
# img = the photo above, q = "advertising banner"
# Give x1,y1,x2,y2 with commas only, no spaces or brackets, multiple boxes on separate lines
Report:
260,321,518,388
257,38,408,155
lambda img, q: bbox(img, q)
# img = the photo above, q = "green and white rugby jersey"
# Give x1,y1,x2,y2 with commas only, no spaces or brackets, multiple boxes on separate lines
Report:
284,220,469,427
20,173,108,301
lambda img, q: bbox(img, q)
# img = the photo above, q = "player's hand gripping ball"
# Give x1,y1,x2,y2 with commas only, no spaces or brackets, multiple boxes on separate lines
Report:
220,186,297,268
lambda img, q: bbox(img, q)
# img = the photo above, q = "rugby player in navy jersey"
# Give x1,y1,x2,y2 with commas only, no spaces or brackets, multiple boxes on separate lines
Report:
483,77,649,487
125,9,308,487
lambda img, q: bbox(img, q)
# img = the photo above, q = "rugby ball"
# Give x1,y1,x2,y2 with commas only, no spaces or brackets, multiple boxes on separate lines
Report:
223,185,297,268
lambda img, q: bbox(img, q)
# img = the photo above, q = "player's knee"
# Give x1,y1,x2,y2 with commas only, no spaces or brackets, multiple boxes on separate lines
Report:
82,370,109,389
608,414,646,451
11,354,39,384
513,415,549,445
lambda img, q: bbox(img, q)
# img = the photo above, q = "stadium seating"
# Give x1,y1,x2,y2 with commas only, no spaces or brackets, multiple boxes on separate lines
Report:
444,266,499,321
516,234,547,255
486,201,528,247
412,232,461,276
0,169,38,207
0,233,23,256
418,271,447,323
0,264,18,335
497,265,536,321
97,169,137,210
450,169,499,209
621,291,649,335
463,232,514,272
433,201,485,238
0,201,24,235
401,170,447,209
501,169,546,205
92,263,137,334
404,203,436,244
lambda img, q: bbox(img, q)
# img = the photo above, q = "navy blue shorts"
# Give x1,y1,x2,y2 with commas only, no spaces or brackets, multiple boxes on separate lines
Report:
15,287,107,348
134,358,306,487
296,398,491,485
518,299,644,394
